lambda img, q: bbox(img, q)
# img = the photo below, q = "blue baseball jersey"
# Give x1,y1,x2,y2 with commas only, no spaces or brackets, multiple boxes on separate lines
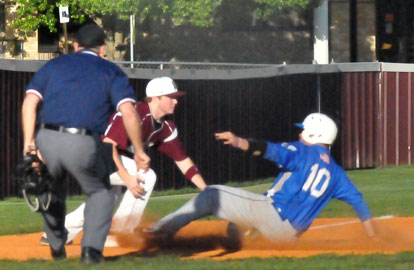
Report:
263,141,371,233
26,49,136,134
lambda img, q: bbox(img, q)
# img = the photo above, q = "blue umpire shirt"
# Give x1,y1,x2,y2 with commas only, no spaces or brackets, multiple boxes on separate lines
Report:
263,141,372,233
26,49,136,134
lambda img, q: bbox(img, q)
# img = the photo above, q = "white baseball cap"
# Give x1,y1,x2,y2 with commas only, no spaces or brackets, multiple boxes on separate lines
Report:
295,113,338,145
146,77,186,98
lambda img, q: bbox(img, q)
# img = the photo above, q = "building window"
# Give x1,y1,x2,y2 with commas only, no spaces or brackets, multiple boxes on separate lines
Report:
38,25,59,53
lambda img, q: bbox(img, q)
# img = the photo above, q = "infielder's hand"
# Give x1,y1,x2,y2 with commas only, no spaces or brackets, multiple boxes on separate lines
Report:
135,151,150,172
125,174,145,198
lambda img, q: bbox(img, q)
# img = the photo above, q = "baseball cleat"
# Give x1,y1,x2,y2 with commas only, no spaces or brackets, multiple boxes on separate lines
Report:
141,227,173,248
81,246,103,265
40,236,50,246
221,222,242,252
51,246,67,260
39,236,73,246
104,235,120,247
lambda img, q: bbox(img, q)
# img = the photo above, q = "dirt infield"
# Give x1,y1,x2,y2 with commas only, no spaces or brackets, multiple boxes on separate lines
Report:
0,217,413,261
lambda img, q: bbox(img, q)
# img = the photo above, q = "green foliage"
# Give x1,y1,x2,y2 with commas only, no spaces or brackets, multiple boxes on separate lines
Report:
11,0,323,34
254,0,323,19
162,0,223,27
12,0,56,33
12,0,86,33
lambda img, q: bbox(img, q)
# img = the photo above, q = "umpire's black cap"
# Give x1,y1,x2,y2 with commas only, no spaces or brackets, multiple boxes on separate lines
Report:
76,24,106,48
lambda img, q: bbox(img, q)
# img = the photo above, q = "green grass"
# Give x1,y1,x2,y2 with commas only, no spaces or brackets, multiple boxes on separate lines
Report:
1,166,414,269
1,253,414,270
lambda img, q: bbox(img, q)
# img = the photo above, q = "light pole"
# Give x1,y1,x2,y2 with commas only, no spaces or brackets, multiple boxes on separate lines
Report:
130,15,135,68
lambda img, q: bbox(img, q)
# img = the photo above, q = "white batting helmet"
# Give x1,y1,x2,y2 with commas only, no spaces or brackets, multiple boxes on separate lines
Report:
295,113,338,145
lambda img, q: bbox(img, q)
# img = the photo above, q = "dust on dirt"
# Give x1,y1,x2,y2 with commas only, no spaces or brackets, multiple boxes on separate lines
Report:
0,217,413,261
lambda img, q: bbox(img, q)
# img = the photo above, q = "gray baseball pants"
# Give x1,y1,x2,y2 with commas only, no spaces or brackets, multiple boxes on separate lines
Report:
36,129,115,252
151,185,298,242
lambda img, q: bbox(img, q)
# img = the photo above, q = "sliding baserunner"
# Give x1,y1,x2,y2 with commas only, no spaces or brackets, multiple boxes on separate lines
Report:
145,113,377,245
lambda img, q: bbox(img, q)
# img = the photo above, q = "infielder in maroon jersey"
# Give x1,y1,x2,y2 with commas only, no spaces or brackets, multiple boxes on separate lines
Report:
40,77,207,247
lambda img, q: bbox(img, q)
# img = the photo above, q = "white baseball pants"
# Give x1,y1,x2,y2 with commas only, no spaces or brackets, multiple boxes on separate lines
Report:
63,155,157,243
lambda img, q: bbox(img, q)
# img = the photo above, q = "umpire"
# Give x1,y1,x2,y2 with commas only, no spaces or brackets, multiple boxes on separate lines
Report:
21,24,150,264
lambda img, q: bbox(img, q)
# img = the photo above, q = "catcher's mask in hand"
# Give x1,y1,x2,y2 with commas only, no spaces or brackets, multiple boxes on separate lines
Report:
12,154,54,212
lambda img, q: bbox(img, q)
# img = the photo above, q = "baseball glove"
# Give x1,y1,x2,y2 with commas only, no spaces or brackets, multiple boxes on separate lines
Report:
12,154,54,212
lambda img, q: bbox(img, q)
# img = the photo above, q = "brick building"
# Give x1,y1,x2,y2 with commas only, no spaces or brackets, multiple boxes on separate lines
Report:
0,0,409,64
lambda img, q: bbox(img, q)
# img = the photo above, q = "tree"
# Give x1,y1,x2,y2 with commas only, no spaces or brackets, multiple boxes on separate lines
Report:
12,0,323,33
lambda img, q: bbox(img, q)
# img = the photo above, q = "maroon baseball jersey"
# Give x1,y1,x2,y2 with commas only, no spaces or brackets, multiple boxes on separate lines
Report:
104,102,187,161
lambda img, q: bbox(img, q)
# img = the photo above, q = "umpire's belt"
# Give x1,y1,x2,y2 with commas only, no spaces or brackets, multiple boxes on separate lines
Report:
40,123,93,136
